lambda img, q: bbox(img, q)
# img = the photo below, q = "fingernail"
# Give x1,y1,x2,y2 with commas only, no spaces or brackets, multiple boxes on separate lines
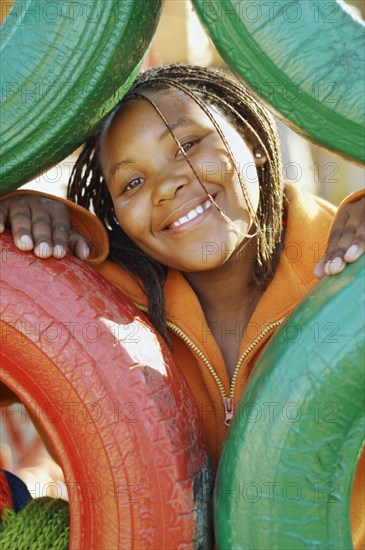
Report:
53,245,65,258
18,235,33,249
345,244,359,259
79,244,90,260
325,257,345,275
313,258,325,278
35,242,52,258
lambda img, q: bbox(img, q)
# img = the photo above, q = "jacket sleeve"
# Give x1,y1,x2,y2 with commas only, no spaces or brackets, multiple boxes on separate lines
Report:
0,189,110,266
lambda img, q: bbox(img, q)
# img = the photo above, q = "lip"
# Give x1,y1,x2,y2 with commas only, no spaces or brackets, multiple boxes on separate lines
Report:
158,195,216,232
163,200,214,234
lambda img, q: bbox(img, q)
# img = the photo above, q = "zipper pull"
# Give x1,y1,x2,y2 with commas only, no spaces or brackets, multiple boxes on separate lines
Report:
223,397,234,426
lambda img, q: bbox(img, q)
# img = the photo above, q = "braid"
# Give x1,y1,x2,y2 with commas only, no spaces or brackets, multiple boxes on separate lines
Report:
68,64,285,345
128,65,284,284
68,135,169,345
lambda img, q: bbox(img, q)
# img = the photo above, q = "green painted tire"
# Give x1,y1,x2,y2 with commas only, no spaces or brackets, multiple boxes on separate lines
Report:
214,259,365,549
192,0,365,164
0,0,163,193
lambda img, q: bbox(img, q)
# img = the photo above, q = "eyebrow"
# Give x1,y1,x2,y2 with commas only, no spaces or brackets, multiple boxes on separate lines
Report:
108,117,196,177
158,116,196,141
109,158,135,178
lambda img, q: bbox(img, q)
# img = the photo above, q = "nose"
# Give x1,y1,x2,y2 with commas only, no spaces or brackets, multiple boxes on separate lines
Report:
151,171,191,205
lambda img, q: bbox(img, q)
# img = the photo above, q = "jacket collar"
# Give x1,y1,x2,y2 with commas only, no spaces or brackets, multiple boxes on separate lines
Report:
96,183,333,357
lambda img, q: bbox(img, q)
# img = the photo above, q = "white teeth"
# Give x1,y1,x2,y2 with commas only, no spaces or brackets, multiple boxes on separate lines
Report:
187,210,198,221
169,199,212,229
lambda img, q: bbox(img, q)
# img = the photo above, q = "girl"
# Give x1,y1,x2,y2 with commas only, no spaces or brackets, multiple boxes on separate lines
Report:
1,65,364,546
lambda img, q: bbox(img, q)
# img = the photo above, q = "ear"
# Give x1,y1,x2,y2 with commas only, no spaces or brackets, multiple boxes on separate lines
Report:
253,149,267,167
242,128,267,167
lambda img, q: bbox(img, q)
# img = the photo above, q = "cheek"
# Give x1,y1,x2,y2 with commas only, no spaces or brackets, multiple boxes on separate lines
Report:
244,172,260,212
234,173,260,222
112,198,148,243
202,149,233,184
229,153,260,215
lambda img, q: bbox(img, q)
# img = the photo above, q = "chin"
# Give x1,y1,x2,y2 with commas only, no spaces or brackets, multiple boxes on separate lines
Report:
167,241,238,271
178,256,228,273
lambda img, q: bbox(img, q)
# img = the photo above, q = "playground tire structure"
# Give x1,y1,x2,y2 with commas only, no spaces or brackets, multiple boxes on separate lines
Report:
0,0,163,193
192,0,365,164
214,258,365,549
0,233,213,549
1,0,365,547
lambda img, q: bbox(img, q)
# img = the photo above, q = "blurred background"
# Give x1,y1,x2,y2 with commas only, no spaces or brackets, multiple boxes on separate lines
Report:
9,0,364,204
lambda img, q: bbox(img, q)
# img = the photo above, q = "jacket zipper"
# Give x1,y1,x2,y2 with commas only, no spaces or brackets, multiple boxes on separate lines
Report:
135,303,284,426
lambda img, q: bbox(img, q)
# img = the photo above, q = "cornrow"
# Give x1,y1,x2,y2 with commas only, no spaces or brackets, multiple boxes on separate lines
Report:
68,64,284,346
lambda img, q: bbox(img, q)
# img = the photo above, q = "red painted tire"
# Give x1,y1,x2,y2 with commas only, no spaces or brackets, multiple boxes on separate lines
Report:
0,232,213,549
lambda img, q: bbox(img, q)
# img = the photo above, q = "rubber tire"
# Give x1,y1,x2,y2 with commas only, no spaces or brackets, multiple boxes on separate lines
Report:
214,258,365,549
0,0,163,193
0,233,213,549
192,0,365,164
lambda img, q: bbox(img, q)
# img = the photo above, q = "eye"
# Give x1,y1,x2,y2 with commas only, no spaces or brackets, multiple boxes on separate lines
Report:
176,139,200,158
124,177,143,193
182,140,195,151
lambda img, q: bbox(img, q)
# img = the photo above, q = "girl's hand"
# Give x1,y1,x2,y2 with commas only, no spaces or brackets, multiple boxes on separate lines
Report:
314,195,365,278
0,194,91,260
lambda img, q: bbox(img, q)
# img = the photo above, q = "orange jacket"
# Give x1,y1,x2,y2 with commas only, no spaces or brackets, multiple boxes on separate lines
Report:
2,184,364,547
66,182,365,549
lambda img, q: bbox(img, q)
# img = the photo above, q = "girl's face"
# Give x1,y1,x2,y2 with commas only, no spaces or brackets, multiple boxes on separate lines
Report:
99,88,264,272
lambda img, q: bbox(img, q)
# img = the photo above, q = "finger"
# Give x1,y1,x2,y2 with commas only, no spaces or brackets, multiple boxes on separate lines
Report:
29,199,53,258
319,210,352,275
50,201,71,258
313,257,326,278
314,255,346,277
69,230,91,260
344,223,365,263
0,200,9,233
314,234,348,278
8,196,34,251
323,207,349,258
324,217,362,275
324,256,346,276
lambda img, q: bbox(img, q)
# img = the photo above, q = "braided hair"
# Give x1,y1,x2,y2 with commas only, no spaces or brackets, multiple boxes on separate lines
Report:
68,65,284,345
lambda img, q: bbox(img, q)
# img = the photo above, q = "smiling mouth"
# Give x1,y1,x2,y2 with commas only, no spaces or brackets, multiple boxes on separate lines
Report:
165,199,212,230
